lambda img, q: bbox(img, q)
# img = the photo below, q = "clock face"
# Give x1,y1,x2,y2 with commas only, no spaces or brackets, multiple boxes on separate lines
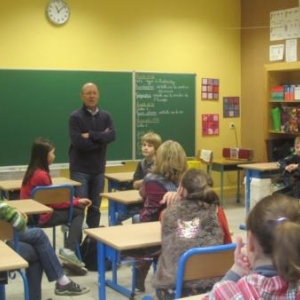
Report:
46,0,70,25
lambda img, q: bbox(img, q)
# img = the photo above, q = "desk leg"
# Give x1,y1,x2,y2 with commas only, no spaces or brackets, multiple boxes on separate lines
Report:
245,170,251,214
108,200,117,226
236,169,240,203
0,284,5,300
220,169,224,206
105,250,134,298
19,270,30,300
0,190,8,200
104,247,135,298
98,242,106,300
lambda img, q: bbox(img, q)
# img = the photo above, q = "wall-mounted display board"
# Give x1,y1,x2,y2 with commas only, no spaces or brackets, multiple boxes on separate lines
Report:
0,69,196,166
0,69,132,166
135,72,196,158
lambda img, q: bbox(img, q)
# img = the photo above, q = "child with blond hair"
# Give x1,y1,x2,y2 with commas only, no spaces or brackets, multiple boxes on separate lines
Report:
132,140,188,292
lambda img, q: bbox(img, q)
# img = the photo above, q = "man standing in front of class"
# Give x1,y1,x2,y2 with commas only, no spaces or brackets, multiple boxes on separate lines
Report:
69,82,116,228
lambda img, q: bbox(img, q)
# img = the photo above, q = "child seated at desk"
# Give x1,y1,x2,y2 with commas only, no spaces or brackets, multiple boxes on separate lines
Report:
0,200,89,299
133,131,162,189
129,140,188,292
153,168,231,300
203,193,300,299
116,131,162,224
277,136,300,199
20,137,91,271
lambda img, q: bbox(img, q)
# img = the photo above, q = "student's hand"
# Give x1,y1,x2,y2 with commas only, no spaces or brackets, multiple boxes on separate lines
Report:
231,236,251,276
21,212,28,222
133,179,143,190
159,191,181,207
78,198,92,208
81,132,89,139
286,164,298,172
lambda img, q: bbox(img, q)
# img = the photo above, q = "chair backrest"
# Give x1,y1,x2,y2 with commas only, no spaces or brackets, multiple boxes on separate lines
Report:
0,220,13,240
30,184,74,206
175,243,236,298
198,149,213,174
30,184,75,229
0,219,20,251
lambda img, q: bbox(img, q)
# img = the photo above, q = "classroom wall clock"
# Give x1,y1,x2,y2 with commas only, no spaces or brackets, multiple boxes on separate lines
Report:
46,0,70,25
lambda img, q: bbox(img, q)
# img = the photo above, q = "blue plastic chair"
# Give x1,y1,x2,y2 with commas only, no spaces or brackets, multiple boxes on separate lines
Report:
174,243,236,298
30,184,81,259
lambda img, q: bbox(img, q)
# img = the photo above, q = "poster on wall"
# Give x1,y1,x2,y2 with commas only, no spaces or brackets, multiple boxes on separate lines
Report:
201,78,219,100
202,114,219,136
270,7,300,41
223,96,240,118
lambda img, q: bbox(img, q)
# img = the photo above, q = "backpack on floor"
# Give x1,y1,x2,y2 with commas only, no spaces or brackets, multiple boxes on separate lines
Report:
80,235,112,271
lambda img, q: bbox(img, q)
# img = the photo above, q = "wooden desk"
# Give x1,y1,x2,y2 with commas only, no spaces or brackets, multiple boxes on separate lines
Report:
105,172,134,192
211,159,254,206
178,294,208,300
0,241,29,300
52,177,81,187
101,190,142,225
0,177,81,199
238,162,280,213
3,199,53,252
5,199,53,215
85,222,161,300
0,241,28,271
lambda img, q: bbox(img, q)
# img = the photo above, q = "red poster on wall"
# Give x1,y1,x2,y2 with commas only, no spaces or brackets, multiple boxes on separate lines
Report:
202,114,219,136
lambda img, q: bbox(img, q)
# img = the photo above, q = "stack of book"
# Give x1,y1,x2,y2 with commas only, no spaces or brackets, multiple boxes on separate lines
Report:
270,85,300,101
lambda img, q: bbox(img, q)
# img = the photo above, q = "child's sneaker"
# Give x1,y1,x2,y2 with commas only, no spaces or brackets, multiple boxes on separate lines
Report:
55,280,90,296
59,248,85,267
62,262,88,276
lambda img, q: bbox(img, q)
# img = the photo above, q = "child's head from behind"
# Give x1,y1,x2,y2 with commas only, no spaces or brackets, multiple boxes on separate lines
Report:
141,132,162,160
153,140,187,182
180,168,219,205
247,193,300,284
294,136,300,156
29,137,55,170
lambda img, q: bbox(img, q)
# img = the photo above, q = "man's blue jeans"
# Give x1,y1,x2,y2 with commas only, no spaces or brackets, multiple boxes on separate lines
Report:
8,228,64,300
70,172,104,228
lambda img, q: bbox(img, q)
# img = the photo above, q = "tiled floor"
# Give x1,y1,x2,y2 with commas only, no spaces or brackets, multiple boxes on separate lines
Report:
5,198,247,300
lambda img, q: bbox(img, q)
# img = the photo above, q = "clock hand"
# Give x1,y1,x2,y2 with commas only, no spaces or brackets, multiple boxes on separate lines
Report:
55,5,59,12
58,6,66,12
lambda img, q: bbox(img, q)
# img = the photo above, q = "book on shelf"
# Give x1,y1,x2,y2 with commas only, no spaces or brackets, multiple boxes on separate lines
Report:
270,84,300,101
280,106,300,133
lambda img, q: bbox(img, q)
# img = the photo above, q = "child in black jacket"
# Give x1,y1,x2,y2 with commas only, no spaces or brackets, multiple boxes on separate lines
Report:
277,136,300,199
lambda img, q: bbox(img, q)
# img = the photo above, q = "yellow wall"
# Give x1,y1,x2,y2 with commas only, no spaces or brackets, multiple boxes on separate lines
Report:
0,0,241,195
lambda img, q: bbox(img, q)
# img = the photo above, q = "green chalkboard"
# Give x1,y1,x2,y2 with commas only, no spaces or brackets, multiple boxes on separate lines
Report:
0,69,132,166
135,72,196,158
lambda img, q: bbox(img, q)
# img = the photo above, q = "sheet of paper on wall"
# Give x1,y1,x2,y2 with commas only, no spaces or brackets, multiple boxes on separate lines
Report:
285,39,297,62
269,44,284,61
270,7,300,41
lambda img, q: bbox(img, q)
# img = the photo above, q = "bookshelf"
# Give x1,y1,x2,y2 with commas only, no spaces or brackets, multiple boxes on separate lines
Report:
265,62,300,138
264,62,300,161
